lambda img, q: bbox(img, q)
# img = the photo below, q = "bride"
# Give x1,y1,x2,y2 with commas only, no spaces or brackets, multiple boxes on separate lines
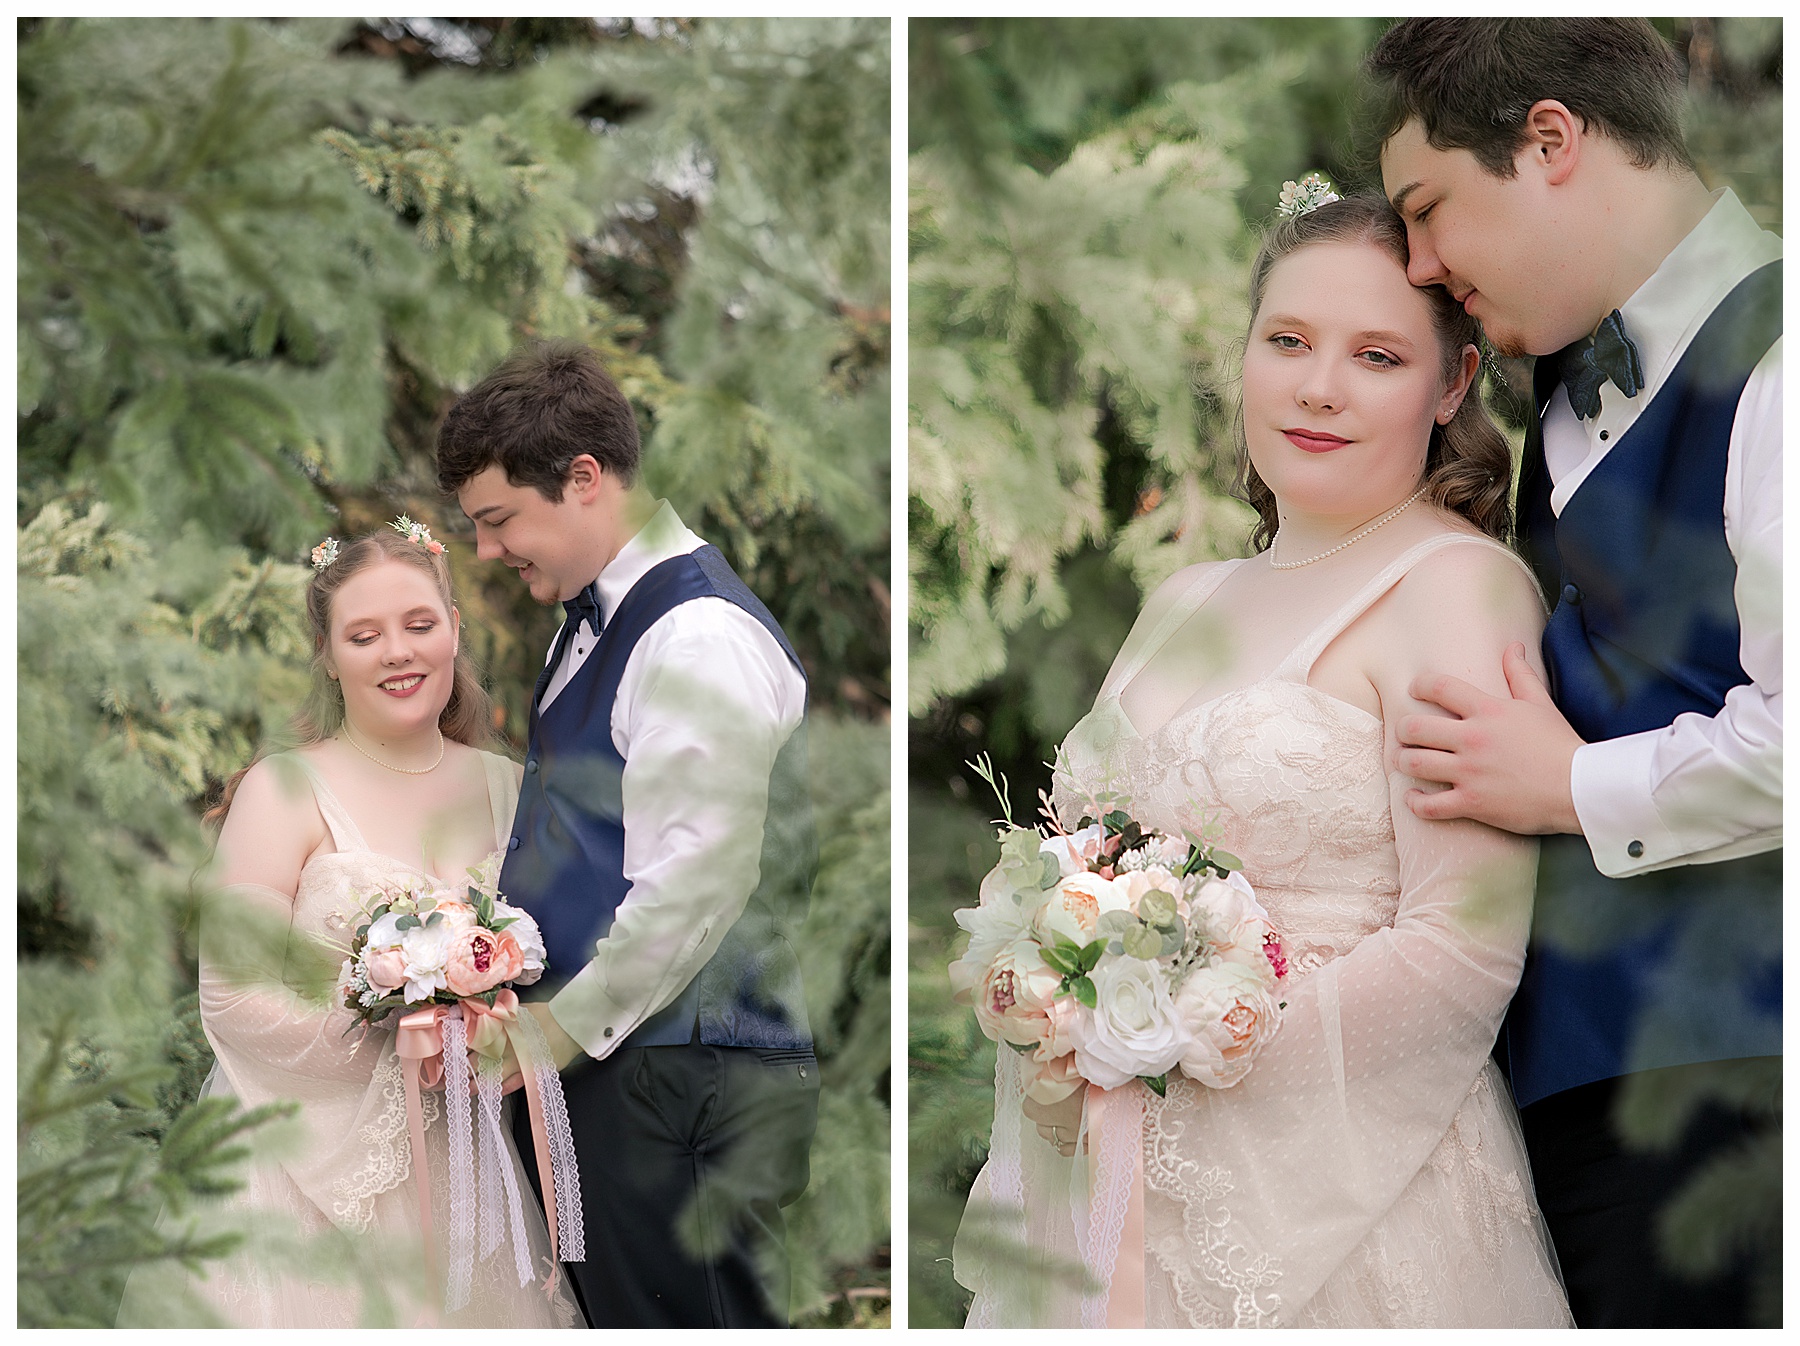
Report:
953,191,1573,1328
118,524,580,1327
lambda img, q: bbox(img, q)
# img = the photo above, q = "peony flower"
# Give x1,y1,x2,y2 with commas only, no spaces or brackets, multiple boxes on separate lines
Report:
1021,1047,1084,1105
444,926,526,997
952,885,1044,999
1190,873,1283,987
429,898,480,931
398,921,457,1002
1174,962,1283,1089
493,901,546,984
971,937,1062,1046
1063,955,1186,1089
1040,824,1108,879
1119,866,1184,918
364,947,410,995
1035,871,1132,948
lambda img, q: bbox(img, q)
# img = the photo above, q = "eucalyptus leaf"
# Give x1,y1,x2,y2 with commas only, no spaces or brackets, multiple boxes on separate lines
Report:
1039,853,1061,889
1210,850,1242,872
395,914,420,931
1122,923,1163,960
1096,909,1136,938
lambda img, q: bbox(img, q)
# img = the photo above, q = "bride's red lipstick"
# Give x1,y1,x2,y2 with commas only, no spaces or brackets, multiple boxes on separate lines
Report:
1283,428,1351,453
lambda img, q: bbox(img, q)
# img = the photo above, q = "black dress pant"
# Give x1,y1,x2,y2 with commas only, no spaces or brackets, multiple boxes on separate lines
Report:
1518,1060,1776,1328
514,1033,820,1328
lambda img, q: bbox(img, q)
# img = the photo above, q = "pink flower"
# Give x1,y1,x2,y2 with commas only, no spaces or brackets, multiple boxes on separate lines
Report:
973,938,1061,1047
1021,1047,1084,1105
430,898,479,931
426,540,444,555
444,927,525,997
1174,963,1282,1089
364,947,410,994
1263,932,1288,980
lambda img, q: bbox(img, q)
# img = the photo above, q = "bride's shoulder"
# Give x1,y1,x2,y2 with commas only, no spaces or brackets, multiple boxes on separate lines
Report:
1391,529,1544,619
1133,559,1233,626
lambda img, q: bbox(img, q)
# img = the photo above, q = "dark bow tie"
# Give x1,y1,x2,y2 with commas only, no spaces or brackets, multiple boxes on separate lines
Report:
562,582,603,634
1555,309,1644,420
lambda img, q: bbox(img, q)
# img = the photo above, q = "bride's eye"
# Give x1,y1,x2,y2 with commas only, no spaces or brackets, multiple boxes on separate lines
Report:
1269,334,1307,351
1359,348,1402,369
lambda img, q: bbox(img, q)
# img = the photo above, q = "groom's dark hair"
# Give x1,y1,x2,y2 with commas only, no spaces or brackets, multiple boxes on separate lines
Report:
1363,19,1694,178
436,340,641,500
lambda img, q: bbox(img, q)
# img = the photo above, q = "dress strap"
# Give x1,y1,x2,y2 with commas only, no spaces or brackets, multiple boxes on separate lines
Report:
1102,560,1245,701
1278,533,1543,682
286,754,371,854
480,751,521,852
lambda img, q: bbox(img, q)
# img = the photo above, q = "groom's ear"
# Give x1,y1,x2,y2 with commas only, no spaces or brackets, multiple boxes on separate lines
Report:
1520,100,1583,188
563,453,606,506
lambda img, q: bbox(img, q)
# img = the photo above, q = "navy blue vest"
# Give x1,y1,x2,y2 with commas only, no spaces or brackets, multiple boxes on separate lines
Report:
499,544,814,1049
1501,262,1782,1107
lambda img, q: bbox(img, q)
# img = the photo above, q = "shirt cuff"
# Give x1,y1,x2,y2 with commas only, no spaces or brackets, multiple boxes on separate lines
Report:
1569,734,1672,877
547,962,635,1062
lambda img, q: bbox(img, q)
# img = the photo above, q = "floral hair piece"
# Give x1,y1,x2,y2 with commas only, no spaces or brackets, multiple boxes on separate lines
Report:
1276,172,1342,219
311,537,340,571
391,514,446,555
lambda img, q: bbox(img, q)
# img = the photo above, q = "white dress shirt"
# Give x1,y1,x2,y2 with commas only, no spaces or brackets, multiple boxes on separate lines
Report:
538,500,807,1058
1540,189,1781,878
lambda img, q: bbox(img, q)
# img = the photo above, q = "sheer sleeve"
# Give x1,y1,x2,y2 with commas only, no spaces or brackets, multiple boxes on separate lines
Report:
1129,776,1536,1322
197,878,419,1233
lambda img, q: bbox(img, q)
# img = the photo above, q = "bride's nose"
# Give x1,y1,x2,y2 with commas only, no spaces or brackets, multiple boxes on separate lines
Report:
1295,365,1343,413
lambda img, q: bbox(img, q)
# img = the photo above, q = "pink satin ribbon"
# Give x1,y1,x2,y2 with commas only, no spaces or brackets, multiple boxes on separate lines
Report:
1086,1081,1147,1328
396,992,568,1303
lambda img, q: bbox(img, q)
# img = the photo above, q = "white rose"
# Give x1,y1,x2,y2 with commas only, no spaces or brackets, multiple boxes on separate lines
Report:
398,921,457,1003
1040,824,1107,879
1174,962,1283,1089
493,902,547,985
1063,955,1186,1089
1034,871,1132,948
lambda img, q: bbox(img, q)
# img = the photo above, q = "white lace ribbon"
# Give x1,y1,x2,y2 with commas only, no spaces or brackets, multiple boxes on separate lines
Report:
515,1009,585,1263
440,1014,476,1312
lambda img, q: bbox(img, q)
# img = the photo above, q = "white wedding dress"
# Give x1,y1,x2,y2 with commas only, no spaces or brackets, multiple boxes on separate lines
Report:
118,750,581,1328
955,533,1573,1328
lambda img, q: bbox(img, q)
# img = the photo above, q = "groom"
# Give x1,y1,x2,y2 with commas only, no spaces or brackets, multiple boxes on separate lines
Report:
436,342,819,1327
1369,19,1780,1329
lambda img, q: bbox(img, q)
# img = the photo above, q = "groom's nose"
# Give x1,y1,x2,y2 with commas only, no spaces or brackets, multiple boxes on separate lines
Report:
1404,228,1449,289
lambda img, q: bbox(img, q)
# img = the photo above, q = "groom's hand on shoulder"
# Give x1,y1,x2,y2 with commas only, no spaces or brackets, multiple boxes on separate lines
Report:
1397,644,1586,836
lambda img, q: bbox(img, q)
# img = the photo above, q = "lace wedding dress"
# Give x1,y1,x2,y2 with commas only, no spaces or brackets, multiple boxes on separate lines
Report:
118,751,581,1328
955,533,1573,1328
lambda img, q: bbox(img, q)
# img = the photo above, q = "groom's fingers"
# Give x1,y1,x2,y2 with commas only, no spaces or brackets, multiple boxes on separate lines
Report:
1502,642,1554,706
1405,785,1475,822
1394,711,1469,753
1395,746,1461,784
1408,672,1491,719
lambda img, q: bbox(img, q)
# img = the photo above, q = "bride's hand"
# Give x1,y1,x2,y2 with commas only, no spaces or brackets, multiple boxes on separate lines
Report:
1022,1088,1086,1157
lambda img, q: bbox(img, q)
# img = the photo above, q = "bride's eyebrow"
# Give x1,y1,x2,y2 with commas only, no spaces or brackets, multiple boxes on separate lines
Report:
1355,329,1416,350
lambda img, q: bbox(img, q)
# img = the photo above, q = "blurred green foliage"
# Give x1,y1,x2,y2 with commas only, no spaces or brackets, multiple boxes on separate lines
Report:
907,17,1781,1328
19,16,888,1326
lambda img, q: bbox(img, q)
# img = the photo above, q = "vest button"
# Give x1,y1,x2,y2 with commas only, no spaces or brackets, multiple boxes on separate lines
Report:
508,836,520,851
1627,840,1645,859
526,758,538,774
1562,584,1582,606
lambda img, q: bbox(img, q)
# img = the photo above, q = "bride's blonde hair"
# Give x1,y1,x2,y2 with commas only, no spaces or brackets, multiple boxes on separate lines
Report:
204,529,494,827
1231,193,1515,552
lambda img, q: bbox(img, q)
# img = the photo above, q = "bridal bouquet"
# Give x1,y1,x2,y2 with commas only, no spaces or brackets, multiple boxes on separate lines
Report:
336,859,546,1023
949,759,1288,1103
334,860,583,1312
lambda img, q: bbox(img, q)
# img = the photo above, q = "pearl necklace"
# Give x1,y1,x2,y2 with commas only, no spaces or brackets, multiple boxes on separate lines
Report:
340,722,445,775
1269,484,1430,570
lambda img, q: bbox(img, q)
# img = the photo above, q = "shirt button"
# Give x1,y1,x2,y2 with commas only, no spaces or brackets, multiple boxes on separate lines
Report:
603,1027,613,1038
525,759,539,774
1599,430,1610,442
508,836,520,852
1562,584,1582,606
1627,840,1645,859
